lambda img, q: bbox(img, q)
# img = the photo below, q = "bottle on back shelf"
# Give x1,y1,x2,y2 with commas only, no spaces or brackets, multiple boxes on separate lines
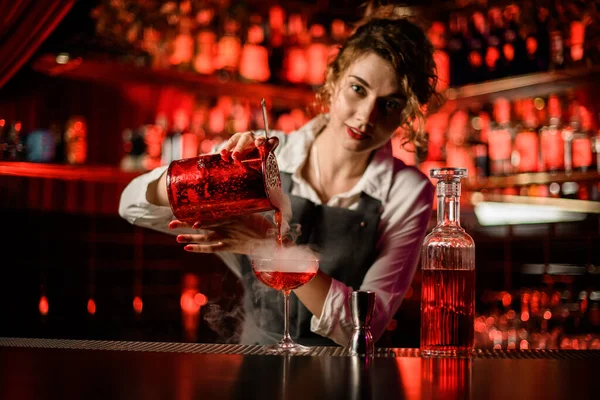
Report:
520,2,549,73
120,127,146,172
513,98,539,173
466,105,490,179
536,5,552,71
523,31,544,74
328,18,348,62
564,102,593,174
592,125,600,175
159,112,174,166
577,290,592,334
548,2,566,70
445,109,476,175
561,295,584,341
229,97,251,135
64,116,87,165
189,104,208,146
49,121,65,164
422,112,448,168
427,21,450,92
239,14,270,83
142,123,165,171
447,12,469,87
164,108,198,161
539,94,565,172
170,0,195,71
215,16,242,81
0,118,9,160
25,127,56,164
487,6,504,52
152,2,179,71
484,39,503,81
487,6,509,79
267,5,286,84
534,3,551,72
499,4,525,78
577,106,595,178
584,4,600,66
162,111,184,164
282,13,308,85
305,23,330,89
566,20,589,69
488,98,514,176
142,23,163,69
588,291,600,335
193,4,217,75
202,98,228,153
6,121,25,161
465,10,487,84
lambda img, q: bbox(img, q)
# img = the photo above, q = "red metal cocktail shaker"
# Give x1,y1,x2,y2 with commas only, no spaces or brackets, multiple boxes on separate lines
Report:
166,144,281,223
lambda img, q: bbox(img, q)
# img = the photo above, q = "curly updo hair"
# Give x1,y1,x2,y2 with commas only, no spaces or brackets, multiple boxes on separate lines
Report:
314,5,438,151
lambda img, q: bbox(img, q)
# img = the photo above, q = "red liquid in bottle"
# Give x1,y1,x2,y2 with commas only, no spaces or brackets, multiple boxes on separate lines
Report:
253,270,317,291
421,269,475,356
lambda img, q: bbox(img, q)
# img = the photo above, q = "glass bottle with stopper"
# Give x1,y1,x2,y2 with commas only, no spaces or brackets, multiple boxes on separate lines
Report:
420,168,475,358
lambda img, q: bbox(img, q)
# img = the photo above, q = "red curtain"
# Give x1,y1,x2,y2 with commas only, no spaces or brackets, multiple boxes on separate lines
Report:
0,0,76,90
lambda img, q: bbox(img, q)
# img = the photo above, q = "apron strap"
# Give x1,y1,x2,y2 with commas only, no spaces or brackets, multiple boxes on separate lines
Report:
280,171,382,215
280,171,293,194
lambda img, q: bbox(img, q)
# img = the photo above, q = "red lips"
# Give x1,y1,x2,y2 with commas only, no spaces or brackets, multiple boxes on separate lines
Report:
346,126,370,141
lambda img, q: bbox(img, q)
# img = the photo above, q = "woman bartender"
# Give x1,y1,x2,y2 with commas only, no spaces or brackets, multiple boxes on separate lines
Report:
119,5,437,347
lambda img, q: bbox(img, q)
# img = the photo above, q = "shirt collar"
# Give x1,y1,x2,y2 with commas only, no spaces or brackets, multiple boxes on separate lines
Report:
276,114,395,207
276,114,328,174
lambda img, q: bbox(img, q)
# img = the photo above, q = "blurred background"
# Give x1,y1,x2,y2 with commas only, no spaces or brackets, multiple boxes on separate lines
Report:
0,0,599,349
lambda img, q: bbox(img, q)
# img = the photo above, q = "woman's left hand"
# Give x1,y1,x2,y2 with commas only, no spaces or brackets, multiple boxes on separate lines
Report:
168,214,275,254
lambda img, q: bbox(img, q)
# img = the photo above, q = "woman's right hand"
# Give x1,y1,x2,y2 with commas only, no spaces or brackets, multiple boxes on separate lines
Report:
219,131,279,162
168,213,276,255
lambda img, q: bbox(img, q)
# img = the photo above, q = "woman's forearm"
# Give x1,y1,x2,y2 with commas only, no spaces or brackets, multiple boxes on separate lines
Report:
293,270,332,318
146,170,169,206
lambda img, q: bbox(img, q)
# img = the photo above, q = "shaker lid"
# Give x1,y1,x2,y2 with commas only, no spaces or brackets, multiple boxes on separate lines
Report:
260,139,287,219
263,150,281,192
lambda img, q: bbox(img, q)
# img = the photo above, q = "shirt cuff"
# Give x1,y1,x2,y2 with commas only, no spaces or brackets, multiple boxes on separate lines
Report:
310,278,354,346
134,167,173,216
136,166,168,201
119,165,175,227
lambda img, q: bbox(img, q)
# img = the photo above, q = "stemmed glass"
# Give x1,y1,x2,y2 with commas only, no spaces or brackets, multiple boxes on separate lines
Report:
251,255,319,354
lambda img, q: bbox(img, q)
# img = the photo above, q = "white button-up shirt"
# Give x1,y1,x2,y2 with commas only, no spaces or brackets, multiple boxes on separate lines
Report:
119,114,434,346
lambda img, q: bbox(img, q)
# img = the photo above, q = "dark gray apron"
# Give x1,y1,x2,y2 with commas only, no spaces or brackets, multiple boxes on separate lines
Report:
239,172,382,346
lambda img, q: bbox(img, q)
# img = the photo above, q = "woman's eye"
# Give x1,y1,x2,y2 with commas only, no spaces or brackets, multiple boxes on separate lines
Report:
385,100,402,111
351,84,365,95
377,98,403,115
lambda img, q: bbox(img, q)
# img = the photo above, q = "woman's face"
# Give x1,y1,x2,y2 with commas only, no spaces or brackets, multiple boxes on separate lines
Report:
327,52,406,154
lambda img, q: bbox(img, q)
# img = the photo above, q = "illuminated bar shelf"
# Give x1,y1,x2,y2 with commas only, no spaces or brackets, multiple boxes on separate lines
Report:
32,54,600,110
442,65,600,108
473,193,600,214
3,162,597,189
0,161,141,183
465,170,600,191
31,55,317,110
21,55,600,214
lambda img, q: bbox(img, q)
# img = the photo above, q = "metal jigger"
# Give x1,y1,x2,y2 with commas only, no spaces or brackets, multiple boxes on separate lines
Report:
348,290,376,357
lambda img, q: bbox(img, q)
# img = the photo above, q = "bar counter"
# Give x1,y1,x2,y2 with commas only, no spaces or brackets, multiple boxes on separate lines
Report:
1,338,598,399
